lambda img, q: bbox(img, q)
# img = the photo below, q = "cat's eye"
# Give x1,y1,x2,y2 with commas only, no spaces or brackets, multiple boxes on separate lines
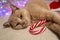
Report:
20,15,23,19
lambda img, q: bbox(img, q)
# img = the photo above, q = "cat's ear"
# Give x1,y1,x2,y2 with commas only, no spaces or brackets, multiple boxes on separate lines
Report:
9,3,19,13
3,21,11,28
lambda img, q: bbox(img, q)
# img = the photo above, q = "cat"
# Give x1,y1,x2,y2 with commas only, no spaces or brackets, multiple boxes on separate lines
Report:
3,0,60,39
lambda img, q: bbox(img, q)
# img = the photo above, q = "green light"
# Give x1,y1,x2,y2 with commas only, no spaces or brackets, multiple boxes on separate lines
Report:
2,0,7,2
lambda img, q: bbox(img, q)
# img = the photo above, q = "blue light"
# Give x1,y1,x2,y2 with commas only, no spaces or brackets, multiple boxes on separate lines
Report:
0,0,12,16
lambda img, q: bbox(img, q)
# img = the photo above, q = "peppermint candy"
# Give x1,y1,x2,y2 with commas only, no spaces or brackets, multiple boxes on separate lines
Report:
29,20,47,35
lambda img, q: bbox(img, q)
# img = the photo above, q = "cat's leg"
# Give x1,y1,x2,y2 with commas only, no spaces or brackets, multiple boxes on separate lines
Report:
46,22,60,39
29,4,60,25
42,9,60,25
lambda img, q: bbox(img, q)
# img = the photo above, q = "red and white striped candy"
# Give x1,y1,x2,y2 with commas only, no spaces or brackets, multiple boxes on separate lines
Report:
29,20,47,35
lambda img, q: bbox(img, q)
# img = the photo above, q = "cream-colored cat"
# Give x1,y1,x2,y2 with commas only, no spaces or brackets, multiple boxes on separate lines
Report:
3,0,60,39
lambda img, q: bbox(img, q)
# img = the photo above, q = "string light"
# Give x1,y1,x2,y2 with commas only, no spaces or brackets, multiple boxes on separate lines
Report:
0,0,12,16
0,0,29,16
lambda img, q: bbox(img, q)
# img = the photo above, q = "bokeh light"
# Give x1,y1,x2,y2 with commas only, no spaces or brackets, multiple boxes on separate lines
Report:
9,0,28,8
0,0,12,16
0,0,28,16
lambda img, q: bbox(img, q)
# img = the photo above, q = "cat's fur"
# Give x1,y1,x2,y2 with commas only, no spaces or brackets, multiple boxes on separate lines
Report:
3,0,60,39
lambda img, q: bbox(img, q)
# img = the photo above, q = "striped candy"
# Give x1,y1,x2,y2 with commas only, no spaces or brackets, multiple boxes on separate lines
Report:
29,20,47,35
